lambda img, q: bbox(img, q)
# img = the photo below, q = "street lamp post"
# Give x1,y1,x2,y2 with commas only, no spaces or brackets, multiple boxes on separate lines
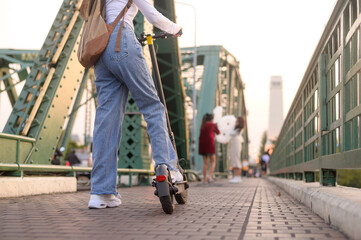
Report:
175,1,197,169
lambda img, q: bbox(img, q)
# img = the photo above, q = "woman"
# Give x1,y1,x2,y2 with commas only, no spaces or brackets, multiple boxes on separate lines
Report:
261,149,271,176
198,113,220,183
88,0,183,209
229,116,245,183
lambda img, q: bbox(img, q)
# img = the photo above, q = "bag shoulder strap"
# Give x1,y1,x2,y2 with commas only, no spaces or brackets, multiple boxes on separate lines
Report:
80,0,103,20
110,0,133,29
111,0,133,52
79,0,91,19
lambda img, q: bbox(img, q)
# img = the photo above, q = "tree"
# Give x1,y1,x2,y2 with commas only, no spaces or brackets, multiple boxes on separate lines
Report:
64,140,82,161
258,131,267,157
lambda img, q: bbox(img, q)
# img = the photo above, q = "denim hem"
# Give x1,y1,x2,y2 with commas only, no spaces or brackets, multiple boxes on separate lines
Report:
154,161,178,171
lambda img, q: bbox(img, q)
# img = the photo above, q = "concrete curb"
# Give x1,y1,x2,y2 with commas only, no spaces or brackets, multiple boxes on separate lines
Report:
268,177,361,240
0,177,77,198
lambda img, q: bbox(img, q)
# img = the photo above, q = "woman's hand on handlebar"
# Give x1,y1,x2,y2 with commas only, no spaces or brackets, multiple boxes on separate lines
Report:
137,29,182,45
174,28,183,37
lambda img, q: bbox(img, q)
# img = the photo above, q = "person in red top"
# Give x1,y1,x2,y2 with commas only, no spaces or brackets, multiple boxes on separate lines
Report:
198,113,220,183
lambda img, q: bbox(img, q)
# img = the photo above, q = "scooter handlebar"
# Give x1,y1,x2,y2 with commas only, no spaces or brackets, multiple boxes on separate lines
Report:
138,30,182,46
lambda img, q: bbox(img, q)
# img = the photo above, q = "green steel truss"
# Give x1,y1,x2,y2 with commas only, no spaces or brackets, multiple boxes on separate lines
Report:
0,49,38,106
154,0,189,169
0,0,188,172
2,0,84,165
181,46,249,172
271,0,361,185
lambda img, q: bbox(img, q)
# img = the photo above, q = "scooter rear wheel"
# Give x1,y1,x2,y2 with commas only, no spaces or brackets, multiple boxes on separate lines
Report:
175,189,188,204
159,194,174,214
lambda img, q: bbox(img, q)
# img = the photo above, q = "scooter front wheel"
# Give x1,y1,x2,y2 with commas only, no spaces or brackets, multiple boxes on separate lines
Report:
175,189,188,204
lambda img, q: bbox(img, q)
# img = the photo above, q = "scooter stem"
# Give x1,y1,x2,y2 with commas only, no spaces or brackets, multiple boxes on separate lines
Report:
146,35,178,155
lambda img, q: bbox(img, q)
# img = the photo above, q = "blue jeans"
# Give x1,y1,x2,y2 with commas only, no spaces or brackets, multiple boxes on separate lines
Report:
90,22,178,195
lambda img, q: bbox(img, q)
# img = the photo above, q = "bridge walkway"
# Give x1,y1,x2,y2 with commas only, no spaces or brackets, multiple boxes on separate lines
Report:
0,178,347,240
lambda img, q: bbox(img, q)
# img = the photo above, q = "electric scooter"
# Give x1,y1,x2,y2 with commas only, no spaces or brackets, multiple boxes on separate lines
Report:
138,31,189,214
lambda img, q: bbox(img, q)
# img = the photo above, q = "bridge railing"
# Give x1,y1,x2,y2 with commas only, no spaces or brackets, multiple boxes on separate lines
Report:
270,0,361,186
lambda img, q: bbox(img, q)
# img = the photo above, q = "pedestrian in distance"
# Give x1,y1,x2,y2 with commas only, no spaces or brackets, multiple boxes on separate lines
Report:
198,113,220,184
51,147,63,165
228,116,245,183
88,0,183,209
261,149,271,177
67,149,81,166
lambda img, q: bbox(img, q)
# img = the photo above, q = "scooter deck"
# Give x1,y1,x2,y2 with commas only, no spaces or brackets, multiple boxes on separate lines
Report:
174,181,188,193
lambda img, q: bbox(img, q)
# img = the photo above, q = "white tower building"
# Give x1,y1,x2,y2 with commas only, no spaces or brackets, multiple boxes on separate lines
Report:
268,76,284,141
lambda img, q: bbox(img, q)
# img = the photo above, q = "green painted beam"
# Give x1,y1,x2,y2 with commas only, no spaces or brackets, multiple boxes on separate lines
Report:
2,0,85,166
154,0,189,169
0,133,35,164
60,69,89,153
0,49,38,106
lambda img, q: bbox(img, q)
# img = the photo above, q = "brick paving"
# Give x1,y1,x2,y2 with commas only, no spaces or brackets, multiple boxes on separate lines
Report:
0,178,348,240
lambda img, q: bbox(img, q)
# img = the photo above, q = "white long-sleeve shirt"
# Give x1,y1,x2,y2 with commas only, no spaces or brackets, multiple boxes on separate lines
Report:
105,0,181,34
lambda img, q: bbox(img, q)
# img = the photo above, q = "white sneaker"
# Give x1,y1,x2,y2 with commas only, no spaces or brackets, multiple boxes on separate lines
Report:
88,194,122,209
170,170,183,183
229,177,242,183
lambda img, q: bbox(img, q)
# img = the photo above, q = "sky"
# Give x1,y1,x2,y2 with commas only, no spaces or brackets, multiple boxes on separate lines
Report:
0,0,337,157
